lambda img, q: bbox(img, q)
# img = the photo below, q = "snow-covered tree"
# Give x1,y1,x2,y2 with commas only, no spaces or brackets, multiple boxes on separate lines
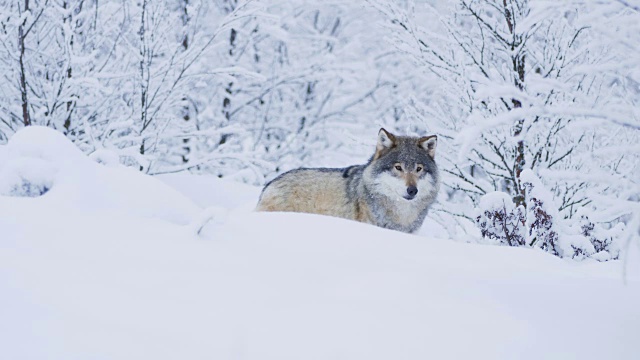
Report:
371,0,639,259
1,0,637,260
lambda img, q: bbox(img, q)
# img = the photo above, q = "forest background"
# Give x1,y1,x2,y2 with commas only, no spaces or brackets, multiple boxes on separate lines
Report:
1,0,638,260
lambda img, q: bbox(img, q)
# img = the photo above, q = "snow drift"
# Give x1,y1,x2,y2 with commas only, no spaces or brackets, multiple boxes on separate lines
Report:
0,126,199,225
1,127,639,360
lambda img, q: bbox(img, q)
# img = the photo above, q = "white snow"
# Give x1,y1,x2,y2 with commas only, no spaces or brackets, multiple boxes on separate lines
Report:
0,126,199,225
1,127,639,360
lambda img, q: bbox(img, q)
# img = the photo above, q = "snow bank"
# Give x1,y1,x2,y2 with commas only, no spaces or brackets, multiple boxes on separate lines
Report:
157,172,261,210
0,126,199,225
1,127,639,360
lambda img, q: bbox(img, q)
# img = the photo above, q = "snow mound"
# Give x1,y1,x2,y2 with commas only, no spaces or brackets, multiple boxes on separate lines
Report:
157,172,261,209
89,148,121,167
0,126,199,225
477,190,514,211
4,125,87,164
0,127,76,197
1,127,639,360
0,156,56,197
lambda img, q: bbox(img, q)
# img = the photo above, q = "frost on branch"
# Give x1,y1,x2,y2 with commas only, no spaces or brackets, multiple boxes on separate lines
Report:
522,170,623,260
575,215,623,261
476,170,622,260
474,177,563,256
476,192,526,247
475,183,563,256
526,196,560,255
521,170,560,256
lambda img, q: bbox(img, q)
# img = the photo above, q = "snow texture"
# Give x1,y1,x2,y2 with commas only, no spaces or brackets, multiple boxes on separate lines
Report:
0,126,199,225
2,125,639,360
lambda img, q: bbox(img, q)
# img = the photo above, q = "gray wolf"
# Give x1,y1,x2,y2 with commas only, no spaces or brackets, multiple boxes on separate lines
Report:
255,128,440,233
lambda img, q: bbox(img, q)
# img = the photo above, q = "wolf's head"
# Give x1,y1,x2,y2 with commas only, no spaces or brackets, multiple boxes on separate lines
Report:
365,128,439,202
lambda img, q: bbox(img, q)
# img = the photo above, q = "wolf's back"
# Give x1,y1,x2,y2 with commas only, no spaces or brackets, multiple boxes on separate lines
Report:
256,168,357,219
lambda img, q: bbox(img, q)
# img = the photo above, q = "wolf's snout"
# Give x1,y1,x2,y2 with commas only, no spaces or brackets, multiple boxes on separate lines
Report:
407,186,418,198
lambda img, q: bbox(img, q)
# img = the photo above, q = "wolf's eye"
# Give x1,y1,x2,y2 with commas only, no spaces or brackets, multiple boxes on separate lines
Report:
416,166,423,172
395,165,402,171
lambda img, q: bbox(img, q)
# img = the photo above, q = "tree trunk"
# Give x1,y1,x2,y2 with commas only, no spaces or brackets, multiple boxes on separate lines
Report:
139,0,148,156
504,0,526,207
181,0,191,164
18,0,31,127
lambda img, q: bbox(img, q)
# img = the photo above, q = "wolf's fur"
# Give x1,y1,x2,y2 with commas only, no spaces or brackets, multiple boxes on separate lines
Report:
256,128,440,233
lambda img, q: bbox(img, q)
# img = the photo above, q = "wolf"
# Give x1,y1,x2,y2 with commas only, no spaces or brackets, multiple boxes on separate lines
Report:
255,128,440,233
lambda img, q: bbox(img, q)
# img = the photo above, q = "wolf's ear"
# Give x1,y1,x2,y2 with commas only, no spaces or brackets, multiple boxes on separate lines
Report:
377,128,396,151
419,135,437,158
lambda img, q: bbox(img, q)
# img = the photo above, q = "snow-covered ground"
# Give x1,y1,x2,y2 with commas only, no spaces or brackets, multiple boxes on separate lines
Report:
1,127,639,360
